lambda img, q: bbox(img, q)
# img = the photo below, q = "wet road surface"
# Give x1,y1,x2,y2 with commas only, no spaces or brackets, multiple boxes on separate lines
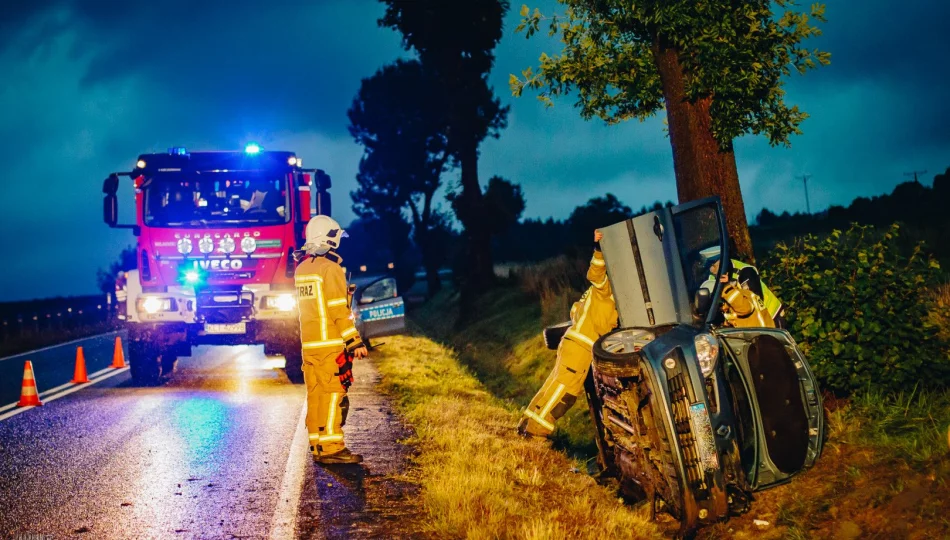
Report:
295,357,423,539
0,343,304,539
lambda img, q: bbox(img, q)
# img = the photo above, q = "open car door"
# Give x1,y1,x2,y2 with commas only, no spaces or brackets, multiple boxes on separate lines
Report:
599,197,729,329
353,276,406,341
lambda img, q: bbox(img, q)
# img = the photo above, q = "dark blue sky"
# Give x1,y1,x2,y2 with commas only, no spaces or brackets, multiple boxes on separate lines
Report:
0,0,947,301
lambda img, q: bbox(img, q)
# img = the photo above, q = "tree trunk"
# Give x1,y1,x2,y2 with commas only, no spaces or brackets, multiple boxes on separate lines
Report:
456,139,494,322
652,43,756,262
410,192,443,298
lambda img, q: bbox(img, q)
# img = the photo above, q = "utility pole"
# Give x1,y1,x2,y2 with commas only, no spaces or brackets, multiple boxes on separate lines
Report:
904,170,927,184
797,174,812,214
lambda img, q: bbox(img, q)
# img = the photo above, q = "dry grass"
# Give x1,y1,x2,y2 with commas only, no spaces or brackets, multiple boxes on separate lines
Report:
374,334,662,539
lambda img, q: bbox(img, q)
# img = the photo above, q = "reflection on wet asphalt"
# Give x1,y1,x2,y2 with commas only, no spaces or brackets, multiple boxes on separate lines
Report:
295,357,424,539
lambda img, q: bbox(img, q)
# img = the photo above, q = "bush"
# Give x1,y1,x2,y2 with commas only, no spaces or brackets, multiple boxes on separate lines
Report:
764,223,950,395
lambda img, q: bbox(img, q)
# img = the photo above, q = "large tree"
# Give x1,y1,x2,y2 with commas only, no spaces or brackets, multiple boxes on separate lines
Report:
348,59,451,295
379,0,510,308
513,1,829,260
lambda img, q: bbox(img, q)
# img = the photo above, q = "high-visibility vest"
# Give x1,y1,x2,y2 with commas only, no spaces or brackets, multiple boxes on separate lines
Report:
294,253,363,353
563,250,619,350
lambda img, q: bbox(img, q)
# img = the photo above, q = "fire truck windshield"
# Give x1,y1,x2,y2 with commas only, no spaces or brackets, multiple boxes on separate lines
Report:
142,173,290,227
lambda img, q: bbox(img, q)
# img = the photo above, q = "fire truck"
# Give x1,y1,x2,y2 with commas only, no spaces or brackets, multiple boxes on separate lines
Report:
101,144,330,385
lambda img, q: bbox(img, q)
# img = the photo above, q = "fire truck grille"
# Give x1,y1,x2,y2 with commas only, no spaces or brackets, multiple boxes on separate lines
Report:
197,288,254,323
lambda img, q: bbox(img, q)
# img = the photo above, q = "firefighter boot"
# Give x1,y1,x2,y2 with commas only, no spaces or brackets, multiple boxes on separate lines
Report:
313,446,364,464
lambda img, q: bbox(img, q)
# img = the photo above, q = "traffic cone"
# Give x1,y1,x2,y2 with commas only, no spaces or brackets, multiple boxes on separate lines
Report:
111,336,126,368
72,346,90,384
17,361,43,407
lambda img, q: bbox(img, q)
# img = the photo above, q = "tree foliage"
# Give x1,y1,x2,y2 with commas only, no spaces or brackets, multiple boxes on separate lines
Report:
512,0,830,146
347,59,452,294
764,224,950,395
96,246,137,295
379,0,511,306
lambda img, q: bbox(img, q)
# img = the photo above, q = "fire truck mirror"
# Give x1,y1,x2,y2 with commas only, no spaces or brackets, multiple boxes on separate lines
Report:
103,193,118,227
314,170,332,190
102,174,119,195
315,190,332,217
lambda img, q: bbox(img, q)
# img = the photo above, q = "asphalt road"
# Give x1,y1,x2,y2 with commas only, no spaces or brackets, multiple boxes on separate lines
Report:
0,340,306,539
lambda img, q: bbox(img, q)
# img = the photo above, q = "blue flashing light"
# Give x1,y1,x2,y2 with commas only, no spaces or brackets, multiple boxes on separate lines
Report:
244,143,261,154
184,270,200,284
168,147,188,156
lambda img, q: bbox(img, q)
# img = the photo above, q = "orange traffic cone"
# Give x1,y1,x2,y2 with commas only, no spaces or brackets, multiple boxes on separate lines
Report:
72,346,90,384
17,361,43,407
111,336,126,368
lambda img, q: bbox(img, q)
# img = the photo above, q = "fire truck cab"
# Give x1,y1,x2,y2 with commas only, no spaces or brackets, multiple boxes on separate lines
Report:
102,145,330,385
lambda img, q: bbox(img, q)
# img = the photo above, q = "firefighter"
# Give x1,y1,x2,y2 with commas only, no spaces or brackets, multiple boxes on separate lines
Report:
518,230,619,438
702,255,786,328
294,215,369,464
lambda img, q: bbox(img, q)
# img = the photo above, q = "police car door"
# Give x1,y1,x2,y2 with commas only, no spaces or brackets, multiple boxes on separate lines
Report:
354,277,406,340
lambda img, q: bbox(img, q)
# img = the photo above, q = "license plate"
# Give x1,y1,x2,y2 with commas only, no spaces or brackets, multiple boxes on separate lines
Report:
204,322,247,334
688,402,720,471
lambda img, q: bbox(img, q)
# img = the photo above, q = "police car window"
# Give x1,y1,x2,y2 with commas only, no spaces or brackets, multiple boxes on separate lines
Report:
672,204,724,302
143,173,289,227
362,278,397,302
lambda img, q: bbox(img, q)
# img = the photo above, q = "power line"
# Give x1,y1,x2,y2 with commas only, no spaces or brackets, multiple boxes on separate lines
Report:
796,174,812,214
904,170,927,184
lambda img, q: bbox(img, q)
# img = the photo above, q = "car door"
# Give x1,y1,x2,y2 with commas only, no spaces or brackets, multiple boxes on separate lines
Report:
354,277,406,340
599,197,729,329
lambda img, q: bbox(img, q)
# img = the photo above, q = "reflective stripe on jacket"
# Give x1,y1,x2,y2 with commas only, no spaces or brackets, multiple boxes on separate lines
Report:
295,254,363,353
563,250,619,350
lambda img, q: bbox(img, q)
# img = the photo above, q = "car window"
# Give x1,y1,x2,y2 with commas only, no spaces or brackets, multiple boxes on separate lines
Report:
672,204,725,317
361,278,397,303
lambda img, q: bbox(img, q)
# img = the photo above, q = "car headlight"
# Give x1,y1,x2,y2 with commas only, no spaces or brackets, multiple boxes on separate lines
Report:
694,333,720,377
138,296,174,314
240,236,257,254
264,294,296,312
198,236,214,254
220,237,236,254
177,237,193,255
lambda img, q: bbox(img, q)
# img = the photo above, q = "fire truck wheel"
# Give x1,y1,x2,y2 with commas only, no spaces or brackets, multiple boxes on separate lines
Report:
161,355,178,377
283,348,304,384
128,340,161,386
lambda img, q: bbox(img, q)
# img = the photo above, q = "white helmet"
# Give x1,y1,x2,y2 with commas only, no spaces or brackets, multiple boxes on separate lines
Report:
303,215,348,256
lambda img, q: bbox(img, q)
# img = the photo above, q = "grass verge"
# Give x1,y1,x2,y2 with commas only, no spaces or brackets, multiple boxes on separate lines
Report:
373,333,662,539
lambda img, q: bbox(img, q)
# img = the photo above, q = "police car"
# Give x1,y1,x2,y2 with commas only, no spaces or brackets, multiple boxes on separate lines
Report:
348,274,407,342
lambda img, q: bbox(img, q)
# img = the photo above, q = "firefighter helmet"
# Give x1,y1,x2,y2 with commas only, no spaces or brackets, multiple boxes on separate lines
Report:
303,215,349,255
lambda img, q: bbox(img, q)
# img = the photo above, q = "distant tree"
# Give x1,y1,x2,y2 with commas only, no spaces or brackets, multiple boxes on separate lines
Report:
348,59,450,295
481,176,526,234
96,246,137,296
513,1,830,262
566,194,633,248
379,0,511,315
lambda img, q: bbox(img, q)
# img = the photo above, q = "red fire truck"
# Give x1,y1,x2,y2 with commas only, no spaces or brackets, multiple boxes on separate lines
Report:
102,144,330,385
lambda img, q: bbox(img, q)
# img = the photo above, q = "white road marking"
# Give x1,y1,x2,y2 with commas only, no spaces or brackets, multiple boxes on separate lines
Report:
269,402,309,540
0,331,123,362
0,367,129,422
0,368,114,415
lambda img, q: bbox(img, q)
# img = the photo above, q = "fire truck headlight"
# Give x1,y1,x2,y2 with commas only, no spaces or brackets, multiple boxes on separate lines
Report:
287,156,298,166
265,294,296,312
177,238,193,255
220,237,236,254
240,237,257,254
139,296,172,314
136,159,146,169
198,237,214,254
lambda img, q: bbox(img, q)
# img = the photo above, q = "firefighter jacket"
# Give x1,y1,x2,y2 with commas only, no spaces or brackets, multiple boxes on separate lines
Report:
563,249,619,350
294,251,364,354
702,259,782,319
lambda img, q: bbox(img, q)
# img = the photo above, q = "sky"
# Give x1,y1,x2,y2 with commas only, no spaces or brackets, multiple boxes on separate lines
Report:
0,0,947,301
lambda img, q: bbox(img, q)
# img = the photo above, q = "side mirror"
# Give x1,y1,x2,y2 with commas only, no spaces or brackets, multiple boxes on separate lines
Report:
348,284,357,295
694,288,712,315
104,193,118,227
102,174,119,195
314,170,332,216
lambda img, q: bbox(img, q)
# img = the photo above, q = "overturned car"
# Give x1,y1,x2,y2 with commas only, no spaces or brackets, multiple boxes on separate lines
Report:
545,197,824,534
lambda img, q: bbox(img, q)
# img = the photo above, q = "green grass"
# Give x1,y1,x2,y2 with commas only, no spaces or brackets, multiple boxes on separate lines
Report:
410,283,598,457
373,334,661,539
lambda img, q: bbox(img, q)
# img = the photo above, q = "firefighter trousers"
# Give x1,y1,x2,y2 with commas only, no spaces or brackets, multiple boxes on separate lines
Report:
521,338,591,436
302,350,349,455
